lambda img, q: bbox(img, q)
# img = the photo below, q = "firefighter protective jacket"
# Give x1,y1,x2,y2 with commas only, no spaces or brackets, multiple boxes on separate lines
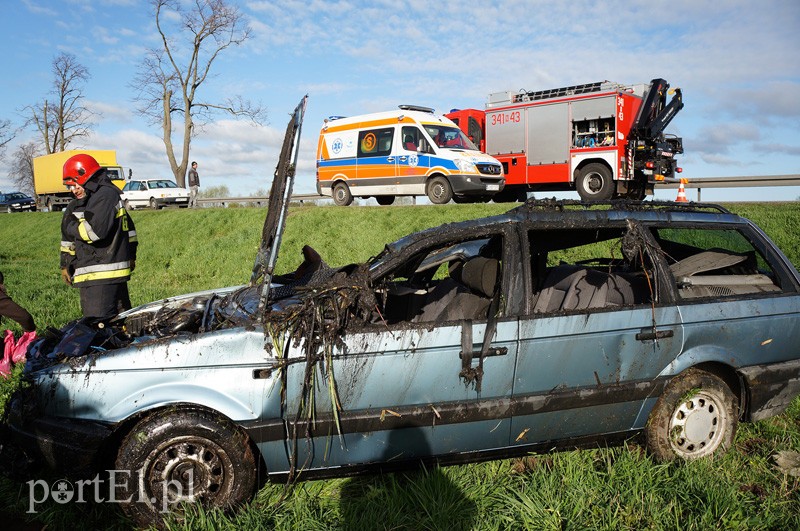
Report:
60,170,138,287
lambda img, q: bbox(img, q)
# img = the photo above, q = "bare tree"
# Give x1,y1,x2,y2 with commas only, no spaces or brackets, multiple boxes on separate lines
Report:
0,118,14,161
7,142,40,195
24,52,93,154
132,0,266,187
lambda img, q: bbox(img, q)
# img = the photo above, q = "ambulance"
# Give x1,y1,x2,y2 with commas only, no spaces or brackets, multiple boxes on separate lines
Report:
316,105,504,205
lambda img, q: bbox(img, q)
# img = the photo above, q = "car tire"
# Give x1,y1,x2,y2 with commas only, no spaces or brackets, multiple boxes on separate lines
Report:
332,182,353,206
645,368,738,462
124,199,133,211
149,197,159,210
426,176,453,204
576,163,615,201
375,195,395,206
115,407,258,528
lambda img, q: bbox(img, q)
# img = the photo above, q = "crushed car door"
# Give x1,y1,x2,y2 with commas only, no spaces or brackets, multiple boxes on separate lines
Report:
510,221,683,448
273,232,519,474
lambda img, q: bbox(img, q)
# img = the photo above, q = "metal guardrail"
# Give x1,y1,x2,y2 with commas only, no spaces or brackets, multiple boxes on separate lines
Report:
196,193,325,207
658,174,800,201
196,175,800,206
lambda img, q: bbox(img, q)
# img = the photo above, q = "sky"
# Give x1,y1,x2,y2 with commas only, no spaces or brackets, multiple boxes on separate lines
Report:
1,0,799,203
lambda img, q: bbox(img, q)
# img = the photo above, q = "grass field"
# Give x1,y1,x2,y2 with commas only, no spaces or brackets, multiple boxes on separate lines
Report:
0,202,799,530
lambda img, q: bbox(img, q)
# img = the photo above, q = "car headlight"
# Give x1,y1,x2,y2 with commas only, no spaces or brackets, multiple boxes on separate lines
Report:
455,159,477,173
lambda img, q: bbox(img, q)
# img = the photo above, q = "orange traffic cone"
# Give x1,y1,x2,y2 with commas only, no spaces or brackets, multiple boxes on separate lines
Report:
675,178,688,202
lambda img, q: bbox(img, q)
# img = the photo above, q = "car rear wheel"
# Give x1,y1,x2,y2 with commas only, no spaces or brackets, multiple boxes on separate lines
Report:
645,368,738,462
576,163,614,201
124,199,133,211
332,182,353,206
149,198,159,210
115,408,258,528
426,176,453,204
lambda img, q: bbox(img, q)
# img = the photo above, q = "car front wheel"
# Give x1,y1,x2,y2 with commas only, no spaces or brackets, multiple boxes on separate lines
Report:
115,408,258,527
645,368,738,462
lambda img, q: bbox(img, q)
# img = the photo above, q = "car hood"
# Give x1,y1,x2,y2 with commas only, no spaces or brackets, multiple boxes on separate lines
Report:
25,97,311,374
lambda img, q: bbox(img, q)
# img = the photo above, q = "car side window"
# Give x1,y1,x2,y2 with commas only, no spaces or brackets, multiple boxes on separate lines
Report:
528,226,655,314
357,127,393,158
375,235,504,325
652,227,783,299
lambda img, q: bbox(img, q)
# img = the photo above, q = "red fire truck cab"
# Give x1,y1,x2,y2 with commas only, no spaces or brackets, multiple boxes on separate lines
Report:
447,78,684,201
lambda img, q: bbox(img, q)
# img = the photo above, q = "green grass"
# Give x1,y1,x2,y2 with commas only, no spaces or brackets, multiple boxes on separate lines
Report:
0,202,799,530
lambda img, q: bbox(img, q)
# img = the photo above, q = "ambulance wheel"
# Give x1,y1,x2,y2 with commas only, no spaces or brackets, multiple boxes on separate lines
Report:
427,176,453,204
333,182,353,206
375,195,395,206
576,163,614,201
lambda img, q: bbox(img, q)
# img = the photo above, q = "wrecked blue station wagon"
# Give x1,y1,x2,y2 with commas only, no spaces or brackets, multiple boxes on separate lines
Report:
7,199,800,525
5,100,800,527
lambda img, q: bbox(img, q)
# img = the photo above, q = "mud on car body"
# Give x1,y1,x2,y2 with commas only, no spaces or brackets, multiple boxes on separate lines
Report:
6,200,800,526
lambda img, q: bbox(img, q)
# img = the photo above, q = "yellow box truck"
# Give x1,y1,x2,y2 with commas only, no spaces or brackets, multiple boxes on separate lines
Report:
33,150,126,211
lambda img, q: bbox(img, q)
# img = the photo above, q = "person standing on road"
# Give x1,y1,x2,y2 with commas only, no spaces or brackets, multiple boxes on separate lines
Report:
188,161,200,208
0,271,36,332
60,154,138,323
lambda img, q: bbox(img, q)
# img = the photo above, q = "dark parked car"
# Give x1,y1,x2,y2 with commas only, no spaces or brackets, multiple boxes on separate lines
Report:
0,191,36,213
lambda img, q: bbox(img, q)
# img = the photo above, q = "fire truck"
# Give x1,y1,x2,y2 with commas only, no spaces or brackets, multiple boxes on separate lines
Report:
446,78,684,201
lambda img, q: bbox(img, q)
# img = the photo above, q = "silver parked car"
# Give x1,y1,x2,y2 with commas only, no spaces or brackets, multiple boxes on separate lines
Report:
5,100,800,526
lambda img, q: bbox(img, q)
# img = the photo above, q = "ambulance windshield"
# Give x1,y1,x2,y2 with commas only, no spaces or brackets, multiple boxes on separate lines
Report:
424,125,478,151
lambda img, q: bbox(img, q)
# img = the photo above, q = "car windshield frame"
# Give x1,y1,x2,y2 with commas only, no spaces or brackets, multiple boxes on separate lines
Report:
423,124,479,151
148,180,178,189
5,193,29,200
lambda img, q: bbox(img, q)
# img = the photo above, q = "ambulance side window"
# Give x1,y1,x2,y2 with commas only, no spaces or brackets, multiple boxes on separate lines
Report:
358,128,394,158
401,126,421,152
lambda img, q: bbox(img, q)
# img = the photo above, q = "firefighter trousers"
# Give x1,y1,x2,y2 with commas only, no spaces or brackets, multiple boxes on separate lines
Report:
79,283,132,322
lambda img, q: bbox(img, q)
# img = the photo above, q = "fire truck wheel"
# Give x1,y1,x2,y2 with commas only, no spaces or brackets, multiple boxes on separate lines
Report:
376,195,395,206
333,182,353,206
576,163,614,201
427,176,453,204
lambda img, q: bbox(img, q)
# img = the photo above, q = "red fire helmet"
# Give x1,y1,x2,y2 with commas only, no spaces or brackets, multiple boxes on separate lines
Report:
63,154,101,186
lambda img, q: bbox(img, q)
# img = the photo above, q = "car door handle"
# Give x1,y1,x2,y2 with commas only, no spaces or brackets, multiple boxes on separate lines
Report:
460,346,508,359
386,157,395,162
636,328,674,341
398,156,407,162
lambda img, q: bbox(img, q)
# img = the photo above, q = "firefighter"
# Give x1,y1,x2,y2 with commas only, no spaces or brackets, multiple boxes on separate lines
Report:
60,154,138,323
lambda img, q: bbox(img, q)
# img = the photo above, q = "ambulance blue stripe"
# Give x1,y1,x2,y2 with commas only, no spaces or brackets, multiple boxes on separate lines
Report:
320,155,459,171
